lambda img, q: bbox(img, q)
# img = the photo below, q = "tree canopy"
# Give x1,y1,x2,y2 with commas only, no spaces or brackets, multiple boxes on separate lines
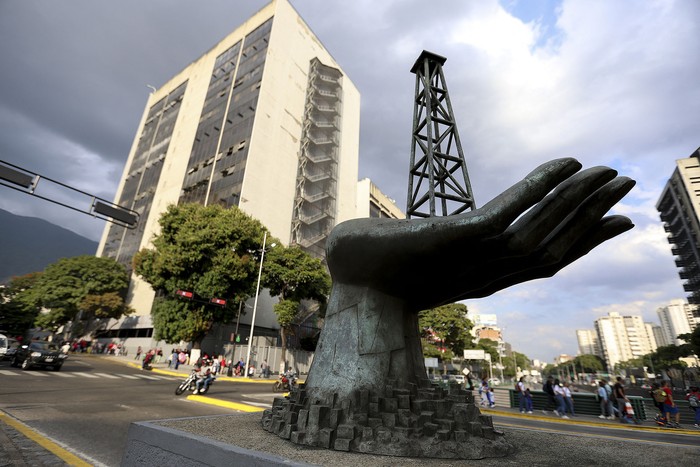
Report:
27,255,132,331
419,303,473,373
133,203,268,346
261,244,331,359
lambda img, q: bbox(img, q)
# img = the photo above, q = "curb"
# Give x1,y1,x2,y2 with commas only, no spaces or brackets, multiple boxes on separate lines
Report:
481,407,700,436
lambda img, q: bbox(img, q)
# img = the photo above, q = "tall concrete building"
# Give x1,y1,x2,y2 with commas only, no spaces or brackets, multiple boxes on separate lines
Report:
593,312,656,370
96,0,360,337
576,329,600,356
657,299,698,346
657,147,700,310
356,178,405,219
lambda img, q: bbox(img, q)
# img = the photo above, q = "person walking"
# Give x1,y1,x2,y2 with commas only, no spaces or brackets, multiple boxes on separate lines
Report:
553,379,568,419
685,386,700,428
562,381,575,417
613,377,628,422
542,376,557,415
516,377,527,413
604,379,616,419
661,380,681,428
597,381,609,419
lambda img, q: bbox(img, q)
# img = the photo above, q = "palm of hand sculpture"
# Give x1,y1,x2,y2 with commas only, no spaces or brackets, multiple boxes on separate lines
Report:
327,158,635,312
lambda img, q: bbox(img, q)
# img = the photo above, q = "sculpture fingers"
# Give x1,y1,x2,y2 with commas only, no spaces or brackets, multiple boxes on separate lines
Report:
458,215,634,300
503,166,618,254
539,176,635,264
476,158,582,237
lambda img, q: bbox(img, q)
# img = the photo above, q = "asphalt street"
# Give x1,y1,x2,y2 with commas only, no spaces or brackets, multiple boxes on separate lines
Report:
1,354,699,466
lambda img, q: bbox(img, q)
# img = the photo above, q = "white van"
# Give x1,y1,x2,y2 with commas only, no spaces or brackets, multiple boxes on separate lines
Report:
0,333,20,360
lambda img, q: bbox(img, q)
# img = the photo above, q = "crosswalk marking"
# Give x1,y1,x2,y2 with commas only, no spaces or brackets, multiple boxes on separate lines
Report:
133,374,160,380
93,372,120,379
0,369,176,381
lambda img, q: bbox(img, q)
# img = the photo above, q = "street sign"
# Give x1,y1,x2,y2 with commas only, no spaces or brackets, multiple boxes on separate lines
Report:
210,298,226,306
463,349,486,360
424,357,439,368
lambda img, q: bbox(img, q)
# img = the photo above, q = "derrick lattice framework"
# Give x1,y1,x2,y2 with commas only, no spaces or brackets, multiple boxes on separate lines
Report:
407,51,476,218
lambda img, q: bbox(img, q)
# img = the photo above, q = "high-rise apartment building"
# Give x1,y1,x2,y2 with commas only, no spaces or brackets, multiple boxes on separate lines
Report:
657,299,698,346
576,329,600,356
96,0,360,335
593,312,656,370
657,147,700,310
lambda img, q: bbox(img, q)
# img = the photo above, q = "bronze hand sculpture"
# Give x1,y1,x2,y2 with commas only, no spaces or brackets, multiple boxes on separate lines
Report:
264,158,635,459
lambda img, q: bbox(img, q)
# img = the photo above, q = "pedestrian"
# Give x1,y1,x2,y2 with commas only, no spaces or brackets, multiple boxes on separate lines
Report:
542,376,557,415
523,388,534,414
553,379,568,419
135,346,142,361
661,380,681,428
212,355,221,375
604,379,617,419
597,381,609,419
684,386,700,428
516,377,527,413
613,376,628,422
260,360,270,378
562,381,575,417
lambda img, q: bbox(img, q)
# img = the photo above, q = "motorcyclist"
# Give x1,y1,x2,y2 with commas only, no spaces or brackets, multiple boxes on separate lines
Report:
194,358,214,394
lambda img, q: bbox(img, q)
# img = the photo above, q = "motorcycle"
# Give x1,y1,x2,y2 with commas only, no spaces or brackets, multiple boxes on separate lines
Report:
175,370,215,396
272,371,298,392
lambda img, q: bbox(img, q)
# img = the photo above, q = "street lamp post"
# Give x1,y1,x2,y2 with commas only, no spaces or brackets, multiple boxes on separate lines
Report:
244,232,274,378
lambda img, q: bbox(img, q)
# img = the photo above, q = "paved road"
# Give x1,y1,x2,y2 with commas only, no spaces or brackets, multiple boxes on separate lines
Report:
1,354,699,465
0,355,272,466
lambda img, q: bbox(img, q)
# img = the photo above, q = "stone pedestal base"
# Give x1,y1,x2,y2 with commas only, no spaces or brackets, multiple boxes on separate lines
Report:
261,382,514,459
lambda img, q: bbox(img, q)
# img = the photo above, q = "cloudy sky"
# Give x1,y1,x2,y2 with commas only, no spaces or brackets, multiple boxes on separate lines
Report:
1,0,698,363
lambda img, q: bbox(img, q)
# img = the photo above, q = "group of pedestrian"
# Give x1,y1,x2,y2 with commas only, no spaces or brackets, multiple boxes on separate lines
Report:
536,376,574,418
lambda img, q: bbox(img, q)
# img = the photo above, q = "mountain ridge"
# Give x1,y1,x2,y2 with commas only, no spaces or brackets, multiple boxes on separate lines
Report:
0,208,99,284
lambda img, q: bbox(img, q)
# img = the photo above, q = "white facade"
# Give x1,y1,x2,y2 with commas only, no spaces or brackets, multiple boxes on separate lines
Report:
356,178,405,219
96,0,360,336
576,329,600,357
594,312,656,370
657,299,696,346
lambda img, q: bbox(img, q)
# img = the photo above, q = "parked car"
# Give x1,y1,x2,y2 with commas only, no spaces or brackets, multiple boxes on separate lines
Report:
0,334,20,361
11,341,68,371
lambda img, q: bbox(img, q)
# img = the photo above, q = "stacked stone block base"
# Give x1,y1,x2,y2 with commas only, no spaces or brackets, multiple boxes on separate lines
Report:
261,382,514,459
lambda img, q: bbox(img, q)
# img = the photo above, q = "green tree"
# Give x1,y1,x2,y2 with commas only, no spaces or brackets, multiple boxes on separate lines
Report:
678,327,700,356
261,244,331,363
133,203,267,347
419,303,473,374
27,256,132,332
574,354,605,373
0,273,43,337
650,345,691,371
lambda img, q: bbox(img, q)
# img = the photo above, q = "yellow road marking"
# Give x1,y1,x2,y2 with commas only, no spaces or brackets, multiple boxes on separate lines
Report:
186,395,265,412
0,411,91,466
